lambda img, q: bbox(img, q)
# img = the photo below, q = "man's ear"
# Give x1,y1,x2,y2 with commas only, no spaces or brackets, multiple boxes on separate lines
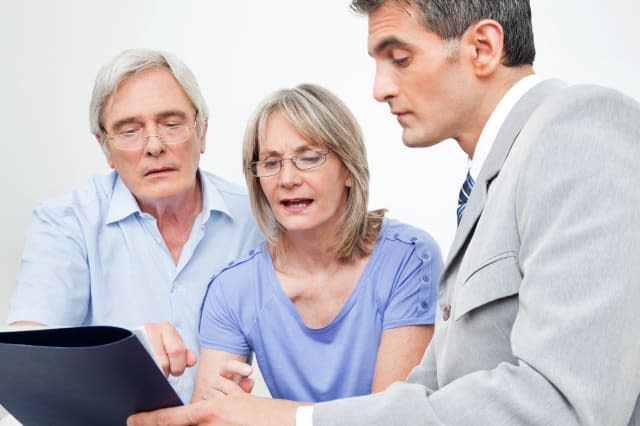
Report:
199,119,208,154
464,19,504,78
95,133,115,168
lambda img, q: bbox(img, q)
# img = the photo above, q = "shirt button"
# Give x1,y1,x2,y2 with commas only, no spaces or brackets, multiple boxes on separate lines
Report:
249,249,255,256
421,301,428,309
442,304,451,321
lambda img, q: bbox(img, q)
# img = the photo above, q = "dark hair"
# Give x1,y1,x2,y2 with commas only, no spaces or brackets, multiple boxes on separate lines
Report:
350,0,535,66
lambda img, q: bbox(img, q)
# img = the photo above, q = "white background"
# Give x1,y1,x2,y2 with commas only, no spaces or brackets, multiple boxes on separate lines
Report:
1,0,639,322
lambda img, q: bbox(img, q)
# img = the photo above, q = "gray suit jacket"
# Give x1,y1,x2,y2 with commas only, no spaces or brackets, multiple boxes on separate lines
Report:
314,80,640,425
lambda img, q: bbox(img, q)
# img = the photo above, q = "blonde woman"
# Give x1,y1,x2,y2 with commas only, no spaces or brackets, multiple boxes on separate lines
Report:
192,84,442,403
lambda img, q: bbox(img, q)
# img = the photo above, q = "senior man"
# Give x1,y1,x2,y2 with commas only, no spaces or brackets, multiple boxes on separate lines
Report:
7,48,262,402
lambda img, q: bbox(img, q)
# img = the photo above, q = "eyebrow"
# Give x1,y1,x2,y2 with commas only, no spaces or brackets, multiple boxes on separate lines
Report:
258,143,321,159
109,110,192,131
370,36,410,56
110,117,139,132
155,110,190,121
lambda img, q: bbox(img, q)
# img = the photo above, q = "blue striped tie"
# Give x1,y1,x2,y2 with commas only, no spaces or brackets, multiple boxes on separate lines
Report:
456,171,475,225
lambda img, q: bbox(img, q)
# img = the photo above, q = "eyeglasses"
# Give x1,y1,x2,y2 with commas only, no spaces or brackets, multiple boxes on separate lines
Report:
106,121,197,151
249,149,332,177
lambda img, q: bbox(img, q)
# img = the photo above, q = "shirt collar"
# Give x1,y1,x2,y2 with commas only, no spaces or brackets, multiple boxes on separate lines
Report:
199,170,232,224
468,74,542,180
105,169,233,225
105,172,141,224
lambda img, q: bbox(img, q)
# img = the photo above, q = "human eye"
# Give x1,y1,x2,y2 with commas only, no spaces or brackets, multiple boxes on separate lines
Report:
390,49,411,67
297,150,323,167
160,122,185,135
262,158,281,170
118,128,141,140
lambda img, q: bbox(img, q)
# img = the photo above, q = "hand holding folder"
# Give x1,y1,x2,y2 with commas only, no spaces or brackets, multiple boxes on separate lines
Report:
0,326,183,426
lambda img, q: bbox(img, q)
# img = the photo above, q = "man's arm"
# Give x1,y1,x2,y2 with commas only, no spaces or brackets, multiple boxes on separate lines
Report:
128,393,304,426
8,321,46,327
312,87,640,424
7,203,90,325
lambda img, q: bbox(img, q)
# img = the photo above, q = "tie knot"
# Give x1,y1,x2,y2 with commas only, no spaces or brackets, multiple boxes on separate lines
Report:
456,171,475,225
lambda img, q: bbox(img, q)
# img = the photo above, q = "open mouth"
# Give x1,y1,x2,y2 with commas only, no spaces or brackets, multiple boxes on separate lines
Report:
281,198,313,209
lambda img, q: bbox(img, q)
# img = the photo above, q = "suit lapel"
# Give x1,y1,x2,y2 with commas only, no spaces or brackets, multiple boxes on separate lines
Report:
442,79,566,278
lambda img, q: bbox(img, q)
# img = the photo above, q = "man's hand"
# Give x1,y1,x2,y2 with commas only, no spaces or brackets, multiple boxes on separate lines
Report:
144,322,197,377
128,393,304,426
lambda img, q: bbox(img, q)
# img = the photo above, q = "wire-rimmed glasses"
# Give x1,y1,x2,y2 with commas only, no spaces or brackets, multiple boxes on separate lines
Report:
249,149,332,177
106,121,197,151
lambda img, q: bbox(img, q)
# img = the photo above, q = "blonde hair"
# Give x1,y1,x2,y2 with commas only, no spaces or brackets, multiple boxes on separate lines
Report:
243,83,385,262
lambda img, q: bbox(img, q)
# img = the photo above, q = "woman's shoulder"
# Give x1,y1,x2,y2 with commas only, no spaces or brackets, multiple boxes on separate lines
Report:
379,217,439,253
209,241,269,290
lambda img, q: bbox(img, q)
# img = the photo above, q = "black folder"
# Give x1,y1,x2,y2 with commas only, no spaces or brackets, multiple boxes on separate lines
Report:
0,326,183,426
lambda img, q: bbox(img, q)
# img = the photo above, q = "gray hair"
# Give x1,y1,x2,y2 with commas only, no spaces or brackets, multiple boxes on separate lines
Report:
243,83,385,262
350,0,535,66
89,48,208,141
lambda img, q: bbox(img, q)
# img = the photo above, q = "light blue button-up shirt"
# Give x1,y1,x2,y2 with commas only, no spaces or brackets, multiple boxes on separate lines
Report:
7,169,262,402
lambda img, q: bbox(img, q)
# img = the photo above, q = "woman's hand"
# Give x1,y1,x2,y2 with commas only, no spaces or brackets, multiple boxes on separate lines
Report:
191,349,253,401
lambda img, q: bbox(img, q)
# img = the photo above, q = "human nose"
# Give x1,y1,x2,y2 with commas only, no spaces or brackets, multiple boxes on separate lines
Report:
373,64,398,103
278,158,301,186
143,134,165,156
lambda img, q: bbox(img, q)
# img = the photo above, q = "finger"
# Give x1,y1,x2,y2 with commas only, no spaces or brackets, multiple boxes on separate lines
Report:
187,349,198,368
215,376,247,395
160,325,189,377
238,377,255,394
221,359,253,379
144,323,171,377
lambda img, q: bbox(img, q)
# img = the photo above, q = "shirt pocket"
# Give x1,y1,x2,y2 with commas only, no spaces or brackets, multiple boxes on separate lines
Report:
454,251,521,321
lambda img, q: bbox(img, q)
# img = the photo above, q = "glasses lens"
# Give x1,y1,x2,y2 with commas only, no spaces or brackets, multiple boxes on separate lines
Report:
111,130,143,150
159,124,191,145
254,159,281,177
295,150,327,170
251,150,330,177
111,123,194,150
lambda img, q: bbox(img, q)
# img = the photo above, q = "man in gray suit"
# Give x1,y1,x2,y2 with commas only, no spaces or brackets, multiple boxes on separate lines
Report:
128,1,640,425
